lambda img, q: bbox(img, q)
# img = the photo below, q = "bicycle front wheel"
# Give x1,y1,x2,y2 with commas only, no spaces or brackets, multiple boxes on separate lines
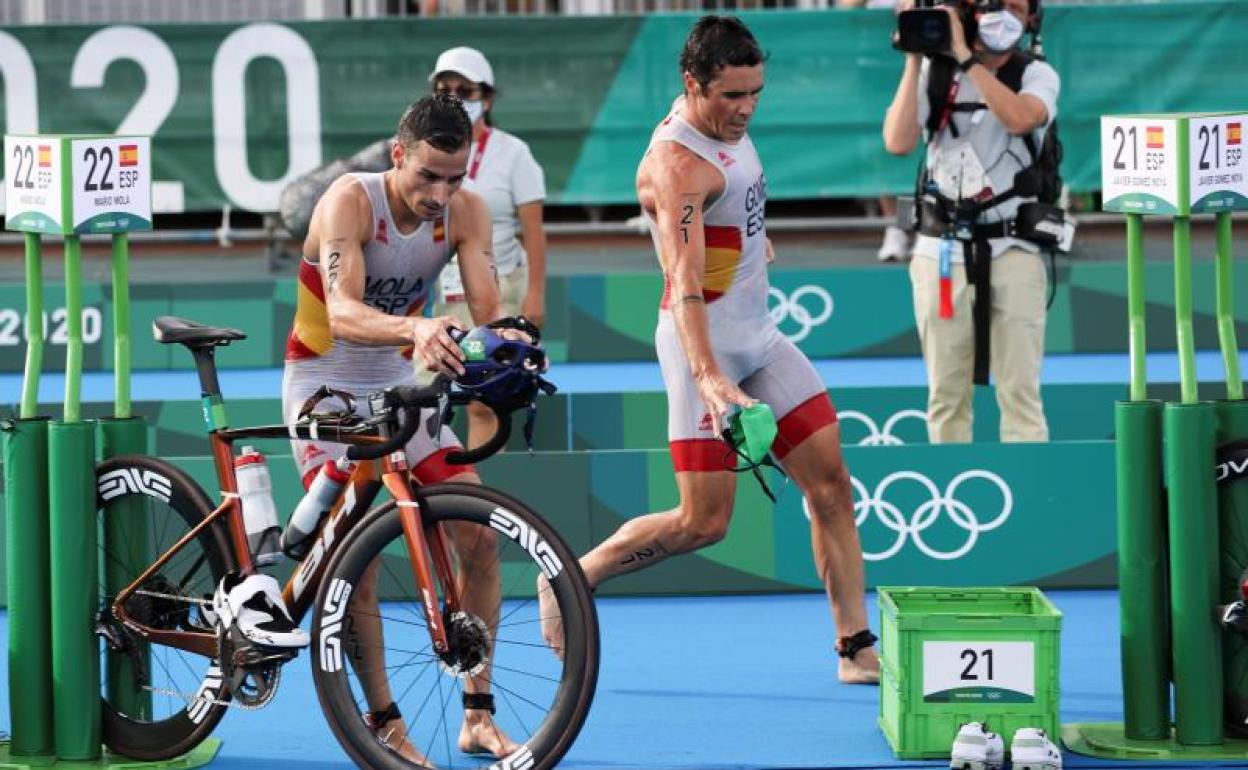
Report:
96,454,237,760
311,482,598,770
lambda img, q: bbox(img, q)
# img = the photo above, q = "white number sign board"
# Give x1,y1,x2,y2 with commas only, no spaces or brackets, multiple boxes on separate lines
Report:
1101,117,1181,215
922,641,1035,703
4,134,151,235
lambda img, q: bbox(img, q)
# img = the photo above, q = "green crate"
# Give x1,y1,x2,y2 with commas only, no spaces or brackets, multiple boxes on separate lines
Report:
878,586,1062,760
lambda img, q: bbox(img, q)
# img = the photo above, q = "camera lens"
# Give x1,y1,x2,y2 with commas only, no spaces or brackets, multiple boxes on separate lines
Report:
919,17,943,43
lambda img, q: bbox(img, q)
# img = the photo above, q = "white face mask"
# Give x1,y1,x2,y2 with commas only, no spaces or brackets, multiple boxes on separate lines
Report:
977,11,1024,53
460,99,484,125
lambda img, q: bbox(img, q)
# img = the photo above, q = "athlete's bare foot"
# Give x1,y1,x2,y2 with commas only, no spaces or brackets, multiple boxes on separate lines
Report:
536,574,565,660
376,717,433,766
838,646,881,685
458,710,520,757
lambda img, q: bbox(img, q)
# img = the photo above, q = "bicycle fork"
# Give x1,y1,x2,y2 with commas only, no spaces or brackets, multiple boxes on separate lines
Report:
381,467,461,655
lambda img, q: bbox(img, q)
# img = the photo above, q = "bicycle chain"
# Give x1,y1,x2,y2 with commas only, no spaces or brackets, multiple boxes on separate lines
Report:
131,589,210,606
143,665,282,712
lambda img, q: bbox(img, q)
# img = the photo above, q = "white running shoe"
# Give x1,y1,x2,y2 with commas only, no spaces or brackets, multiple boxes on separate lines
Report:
1010,727,1062,770
212,572,309,649
949,722,1004,770
877,225,912,262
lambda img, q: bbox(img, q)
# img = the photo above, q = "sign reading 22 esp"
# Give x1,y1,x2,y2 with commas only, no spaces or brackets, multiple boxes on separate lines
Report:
4,136,65,234
70,136,151,233
922,640,1035,703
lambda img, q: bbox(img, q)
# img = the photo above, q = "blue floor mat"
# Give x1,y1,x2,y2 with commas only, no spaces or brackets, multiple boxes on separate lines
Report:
0,590,1239,769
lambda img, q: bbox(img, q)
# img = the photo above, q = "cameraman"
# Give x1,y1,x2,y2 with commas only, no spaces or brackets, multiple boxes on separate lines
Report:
882,0,1058,444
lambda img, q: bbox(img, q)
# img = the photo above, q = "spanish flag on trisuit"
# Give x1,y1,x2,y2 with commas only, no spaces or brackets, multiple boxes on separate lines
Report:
119,144,139,167
1146,126,1165,149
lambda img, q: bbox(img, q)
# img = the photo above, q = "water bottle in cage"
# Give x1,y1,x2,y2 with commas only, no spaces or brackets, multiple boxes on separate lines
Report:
282,458,352,560
234,446,283,566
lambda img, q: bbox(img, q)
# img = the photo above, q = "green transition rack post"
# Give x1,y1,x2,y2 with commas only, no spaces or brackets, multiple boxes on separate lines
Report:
2,134,216,768
1065,113,1248,760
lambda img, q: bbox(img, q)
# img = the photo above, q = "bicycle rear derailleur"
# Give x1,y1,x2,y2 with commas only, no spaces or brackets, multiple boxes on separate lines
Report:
217,624,297,709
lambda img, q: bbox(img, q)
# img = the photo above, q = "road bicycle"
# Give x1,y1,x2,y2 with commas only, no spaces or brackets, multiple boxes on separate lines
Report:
94,315,598,770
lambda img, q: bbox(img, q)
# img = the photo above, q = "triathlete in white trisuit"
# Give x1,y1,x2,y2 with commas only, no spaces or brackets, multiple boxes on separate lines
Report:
540,15,880,685
284,95,519,761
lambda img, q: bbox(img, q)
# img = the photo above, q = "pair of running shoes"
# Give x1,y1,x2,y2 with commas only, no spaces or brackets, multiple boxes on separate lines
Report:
950,722,1062,770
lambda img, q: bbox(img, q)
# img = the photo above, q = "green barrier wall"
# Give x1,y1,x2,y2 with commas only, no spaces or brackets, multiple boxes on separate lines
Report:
0,440,1118,602
14,382,1155,457
0,2,1244,211
2,260,1245,371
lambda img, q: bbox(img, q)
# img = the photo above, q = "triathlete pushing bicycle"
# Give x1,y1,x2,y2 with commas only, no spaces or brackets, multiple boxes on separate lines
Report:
220,94,527,762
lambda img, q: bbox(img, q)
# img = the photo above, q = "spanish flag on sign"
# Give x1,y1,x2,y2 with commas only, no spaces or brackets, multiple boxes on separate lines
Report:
1229,123,1242,146
37,145,51,167
119,144,139,167
1146,126,1165,149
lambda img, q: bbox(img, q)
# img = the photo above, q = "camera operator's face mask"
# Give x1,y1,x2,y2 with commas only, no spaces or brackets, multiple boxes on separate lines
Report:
977,9,1025,53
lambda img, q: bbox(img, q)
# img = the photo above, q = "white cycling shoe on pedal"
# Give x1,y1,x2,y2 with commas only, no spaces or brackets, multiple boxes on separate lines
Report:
949,722,1004,770
1010,727,1062,770
212,572,309,649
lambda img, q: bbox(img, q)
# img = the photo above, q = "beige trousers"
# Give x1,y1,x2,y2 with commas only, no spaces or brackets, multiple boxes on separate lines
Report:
436,263,530,327
909,247,1049,443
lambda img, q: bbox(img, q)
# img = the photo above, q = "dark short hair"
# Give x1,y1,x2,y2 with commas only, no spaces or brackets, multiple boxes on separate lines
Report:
396,94,472,154
679,15,766,90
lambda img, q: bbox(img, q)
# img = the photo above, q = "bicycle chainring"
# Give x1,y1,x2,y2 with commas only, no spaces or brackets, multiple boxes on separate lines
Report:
217,625,295,710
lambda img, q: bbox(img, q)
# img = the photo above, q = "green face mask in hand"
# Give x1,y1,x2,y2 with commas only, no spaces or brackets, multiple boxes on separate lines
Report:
725,403,778,466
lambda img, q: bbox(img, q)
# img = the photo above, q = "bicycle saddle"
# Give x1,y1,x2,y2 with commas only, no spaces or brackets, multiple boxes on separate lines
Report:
153,315,247,348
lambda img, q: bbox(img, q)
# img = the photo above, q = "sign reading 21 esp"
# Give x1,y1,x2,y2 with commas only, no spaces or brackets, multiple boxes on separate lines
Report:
922,640,1035,703
1188,113,1248,212
1101,117,1180,215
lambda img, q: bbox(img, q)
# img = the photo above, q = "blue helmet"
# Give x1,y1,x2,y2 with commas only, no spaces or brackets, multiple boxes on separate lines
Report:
453,319,551,410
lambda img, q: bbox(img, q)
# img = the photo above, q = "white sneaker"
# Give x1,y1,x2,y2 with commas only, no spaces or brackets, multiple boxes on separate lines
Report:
212,572,309,649
949,722,1004,770
878,225,912,262
1010,727,1062,770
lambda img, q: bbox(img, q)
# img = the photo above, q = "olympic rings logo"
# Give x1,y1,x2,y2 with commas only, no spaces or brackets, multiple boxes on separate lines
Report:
801,470,1013,561
838,410,928,446
768,285,833,343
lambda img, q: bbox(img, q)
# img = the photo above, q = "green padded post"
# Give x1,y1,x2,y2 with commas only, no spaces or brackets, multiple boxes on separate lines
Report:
49,419,100,760
3,417,53,758
99,417,150,722
20,233,43,419
1165,402,1222,745
1214,212,1243,401
1116,400,1169,739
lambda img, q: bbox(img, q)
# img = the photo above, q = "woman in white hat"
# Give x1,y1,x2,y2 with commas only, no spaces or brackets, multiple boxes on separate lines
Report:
430,46,549,449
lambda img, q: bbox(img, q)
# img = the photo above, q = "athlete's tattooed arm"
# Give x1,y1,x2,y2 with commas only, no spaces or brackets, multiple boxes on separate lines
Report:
311,175,431,347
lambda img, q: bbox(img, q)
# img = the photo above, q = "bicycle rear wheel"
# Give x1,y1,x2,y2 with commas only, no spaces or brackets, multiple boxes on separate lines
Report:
311,482,598,770
95,455,237,760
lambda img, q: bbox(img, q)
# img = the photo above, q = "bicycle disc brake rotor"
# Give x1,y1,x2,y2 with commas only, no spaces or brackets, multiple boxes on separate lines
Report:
437,610,490,679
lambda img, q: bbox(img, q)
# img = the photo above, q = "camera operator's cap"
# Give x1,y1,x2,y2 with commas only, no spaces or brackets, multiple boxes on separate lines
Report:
429,47,494,87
